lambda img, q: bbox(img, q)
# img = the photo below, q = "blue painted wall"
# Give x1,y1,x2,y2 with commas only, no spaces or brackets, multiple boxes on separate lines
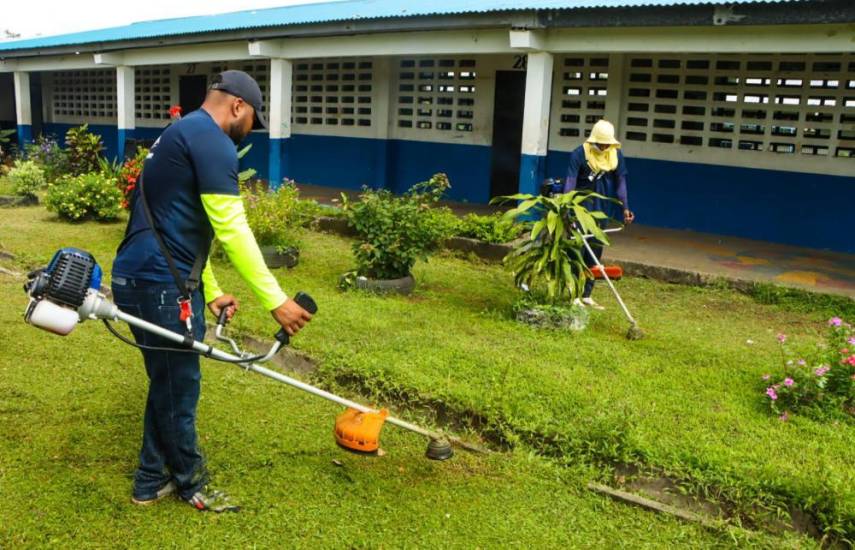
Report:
546,150,855,253
388,139,493,203
42,123,120,161
30,121,854,252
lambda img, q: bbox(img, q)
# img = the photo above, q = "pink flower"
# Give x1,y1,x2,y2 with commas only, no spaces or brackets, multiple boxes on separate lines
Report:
776,333,787,344
846,355,855,367
766,387,778,400
828,317,842,327
784,378,794,387
778,412,789,422
762,374,771,381
797,359,806,366
848,337,855,346
815,366,830,376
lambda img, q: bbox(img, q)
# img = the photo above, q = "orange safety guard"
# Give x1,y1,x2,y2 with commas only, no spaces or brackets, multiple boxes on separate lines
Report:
334,407,389,453
590,265,623,280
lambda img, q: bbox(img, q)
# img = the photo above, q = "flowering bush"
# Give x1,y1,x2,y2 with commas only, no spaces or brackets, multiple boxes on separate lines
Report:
118,147,148,209
24,135,68,183
45,172,123,222
7,159,46,198
762,317,855,421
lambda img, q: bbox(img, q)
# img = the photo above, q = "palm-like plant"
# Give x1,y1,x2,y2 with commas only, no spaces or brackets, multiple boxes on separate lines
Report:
493,191,614,304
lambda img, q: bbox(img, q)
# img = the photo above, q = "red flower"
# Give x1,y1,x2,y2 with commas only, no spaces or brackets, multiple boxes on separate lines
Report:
169,105,183,119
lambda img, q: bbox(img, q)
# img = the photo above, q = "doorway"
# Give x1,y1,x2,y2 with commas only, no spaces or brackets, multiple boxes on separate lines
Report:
489,70,526,198
179,75,208,116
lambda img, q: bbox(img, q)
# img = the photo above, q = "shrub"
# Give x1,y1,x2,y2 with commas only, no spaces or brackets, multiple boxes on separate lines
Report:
762,317,855,421
45,172,123,222
64,125,104,176
341,173,454,280
494,190,614,305
24,135,68,183
117,147,148,210
241,181,319,253
7,160,46,198
455,212,520,244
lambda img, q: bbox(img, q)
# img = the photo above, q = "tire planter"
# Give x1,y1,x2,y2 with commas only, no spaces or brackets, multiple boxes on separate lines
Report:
0,195,38,207
353,273,415,295
260,246,299,269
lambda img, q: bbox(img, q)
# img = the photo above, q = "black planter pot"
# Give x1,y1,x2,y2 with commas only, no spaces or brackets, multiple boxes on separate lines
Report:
0,195,38,207
352,273,415,295
261,246,299,269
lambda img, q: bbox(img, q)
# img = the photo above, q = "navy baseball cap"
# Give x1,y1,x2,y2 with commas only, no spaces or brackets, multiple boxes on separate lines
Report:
210,70,268,129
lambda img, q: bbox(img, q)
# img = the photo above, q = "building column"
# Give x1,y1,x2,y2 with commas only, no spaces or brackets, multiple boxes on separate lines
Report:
116,65,135,160
13,71,32,146
603,53,626,131
372,56,392,190
268,58,293,189
518,52,554,196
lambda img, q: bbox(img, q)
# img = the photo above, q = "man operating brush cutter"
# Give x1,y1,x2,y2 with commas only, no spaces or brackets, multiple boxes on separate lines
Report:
111,70,313,512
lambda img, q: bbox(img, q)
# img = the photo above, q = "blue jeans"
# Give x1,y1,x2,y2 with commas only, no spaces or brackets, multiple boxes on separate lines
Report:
111,277,209,500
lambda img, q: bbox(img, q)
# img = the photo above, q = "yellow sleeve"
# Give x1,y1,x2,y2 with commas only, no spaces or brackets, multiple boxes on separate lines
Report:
201,255,223,304
201,194,288,311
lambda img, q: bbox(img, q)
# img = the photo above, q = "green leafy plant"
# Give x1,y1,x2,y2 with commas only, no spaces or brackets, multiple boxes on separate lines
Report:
0,128,16,158
241,181,319,254
341,173,454,281
45,171,123,222
762,317,855,421
493,190,613,304
7,159,46,198
24,135,68,183
455,212,520,244
237,143,256,185
64,124,104,176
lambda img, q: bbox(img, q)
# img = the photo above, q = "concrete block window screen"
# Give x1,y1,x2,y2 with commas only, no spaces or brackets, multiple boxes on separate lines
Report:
620,53,855,160
395,57,477,133
48,69,117,124
292,58,374,128
135,66,172,125
551,56,610,144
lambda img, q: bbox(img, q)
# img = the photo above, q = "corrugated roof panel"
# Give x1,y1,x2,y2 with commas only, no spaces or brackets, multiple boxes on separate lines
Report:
0,0,801,53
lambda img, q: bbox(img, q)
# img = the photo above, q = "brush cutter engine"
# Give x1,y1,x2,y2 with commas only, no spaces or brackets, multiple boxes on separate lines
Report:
24,248,102,335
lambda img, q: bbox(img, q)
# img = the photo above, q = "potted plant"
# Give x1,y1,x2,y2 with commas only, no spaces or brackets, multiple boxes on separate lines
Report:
340,173,454,294
494,190,614,331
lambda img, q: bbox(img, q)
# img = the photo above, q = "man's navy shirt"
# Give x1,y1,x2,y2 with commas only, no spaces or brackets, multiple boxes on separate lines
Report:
113,109,239,283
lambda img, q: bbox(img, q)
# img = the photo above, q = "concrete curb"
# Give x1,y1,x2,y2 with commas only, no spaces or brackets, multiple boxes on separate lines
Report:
313,216,851,300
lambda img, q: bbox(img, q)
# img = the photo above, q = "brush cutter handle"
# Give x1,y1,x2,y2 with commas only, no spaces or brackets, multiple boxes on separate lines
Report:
274,292,318,346
217,307,230,327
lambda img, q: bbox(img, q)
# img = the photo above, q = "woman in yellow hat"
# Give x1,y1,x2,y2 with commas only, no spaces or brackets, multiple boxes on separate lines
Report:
563,119,634,310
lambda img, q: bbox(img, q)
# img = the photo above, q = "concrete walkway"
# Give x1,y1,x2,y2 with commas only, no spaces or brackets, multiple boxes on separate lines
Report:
297,184,855,299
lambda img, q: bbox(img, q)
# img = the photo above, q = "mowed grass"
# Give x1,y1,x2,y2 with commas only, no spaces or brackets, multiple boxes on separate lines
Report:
1,205,850,543
0,215,806,547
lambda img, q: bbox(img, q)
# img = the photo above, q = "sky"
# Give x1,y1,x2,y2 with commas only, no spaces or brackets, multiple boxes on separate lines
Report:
1,0,333,40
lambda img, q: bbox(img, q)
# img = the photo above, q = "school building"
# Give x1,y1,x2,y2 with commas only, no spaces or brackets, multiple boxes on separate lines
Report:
1,0,853,252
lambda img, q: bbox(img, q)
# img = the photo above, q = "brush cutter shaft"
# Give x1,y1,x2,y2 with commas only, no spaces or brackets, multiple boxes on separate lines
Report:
111,308,439,441
579,237,637,325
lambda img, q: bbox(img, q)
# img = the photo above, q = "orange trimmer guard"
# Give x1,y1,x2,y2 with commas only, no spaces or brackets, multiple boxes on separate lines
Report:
590,265,623,280
334,407,389,453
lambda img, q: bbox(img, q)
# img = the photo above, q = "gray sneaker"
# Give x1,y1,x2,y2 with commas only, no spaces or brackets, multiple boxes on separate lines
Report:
131,480,177,505
185,486,240,513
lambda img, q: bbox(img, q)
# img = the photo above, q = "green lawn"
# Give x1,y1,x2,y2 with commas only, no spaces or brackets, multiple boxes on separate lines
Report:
1,205,850,545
